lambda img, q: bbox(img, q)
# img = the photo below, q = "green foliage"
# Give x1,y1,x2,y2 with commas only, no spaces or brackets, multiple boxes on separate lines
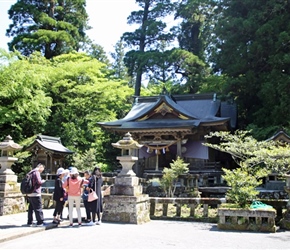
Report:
0,50,134,172
110,39,132,83
44,52,133,163
82,40,110,64
222,166,261,208
204,130,290,207
211,0,290,128
160,157,189,197
6,0,90,59
122,0,175,96
73,148,97,172
0,50,52,141
246,124,290,141
72,148,111,173
175,0,217,61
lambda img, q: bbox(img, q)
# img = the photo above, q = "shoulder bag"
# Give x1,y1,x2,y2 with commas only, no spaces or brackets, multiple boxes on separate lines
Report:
88,176,98,202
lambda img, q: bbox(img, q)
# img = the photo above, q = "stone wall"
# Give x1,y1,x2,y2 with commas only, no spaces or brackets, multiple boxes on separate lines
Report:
0,193,26,215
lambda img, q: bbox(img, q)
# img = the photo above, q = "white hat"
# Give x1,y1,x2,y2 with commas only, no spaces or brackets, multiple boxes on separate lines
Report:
70,167,79,175
56,167,65,175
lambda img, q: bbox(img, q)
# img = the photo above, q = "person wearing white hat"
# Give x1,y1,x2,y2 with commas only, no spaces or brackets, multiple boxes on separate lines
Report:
63,167,88,227
60,168,70,220
52,167,65,224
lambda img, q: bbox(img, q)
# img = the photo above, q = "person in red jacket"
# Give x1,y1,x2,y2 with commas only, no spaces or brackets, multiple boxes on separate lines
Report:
63,167,88,227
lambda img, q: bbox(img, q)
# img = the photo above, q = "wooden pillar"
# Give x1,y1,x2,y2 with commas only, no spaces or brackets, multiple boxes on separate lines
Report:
50,153,53,174
155,153,159,171
45,153,48,172
176,139,182,158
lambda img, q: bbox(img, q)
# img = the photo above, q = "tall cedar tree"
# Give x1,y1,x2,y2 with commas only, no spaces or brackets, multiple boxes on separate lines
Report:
6,0,89,59
212,0,290,129
122,0,175,96
110,39,132,82
174,0,216,61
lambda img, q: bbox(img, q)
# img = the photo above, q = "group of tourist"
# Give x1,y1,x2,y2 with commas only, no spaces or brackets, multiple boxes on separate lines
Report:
26,163,103,227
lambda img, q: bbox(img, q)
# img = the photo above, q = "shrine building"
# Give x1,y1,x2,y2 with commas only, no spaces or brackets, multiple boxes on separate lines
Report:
25,134,74,175
98,93,237,185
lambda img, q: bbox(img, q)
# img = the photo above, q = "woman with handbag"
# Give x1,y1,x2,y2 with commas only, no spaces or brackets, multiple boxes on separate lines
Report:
87,166,103,225
62,167,88,227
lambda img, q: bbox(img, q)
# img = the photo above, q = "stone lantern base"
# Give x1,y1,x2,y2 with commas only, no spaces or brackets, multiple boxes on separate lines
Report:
102,194,150,224
0,174,26,216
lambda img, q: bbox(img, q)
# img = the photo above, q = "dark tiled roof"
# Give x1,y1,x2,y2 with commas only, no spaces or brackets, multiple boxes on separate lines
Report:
26,135,74,154
266,130,290,143
98,94,236,130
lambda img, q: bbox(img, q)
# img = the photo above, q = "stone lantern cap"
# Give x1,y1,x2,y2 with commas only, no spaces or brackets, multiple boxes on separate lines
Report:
111,132,143,150
0,135,22,156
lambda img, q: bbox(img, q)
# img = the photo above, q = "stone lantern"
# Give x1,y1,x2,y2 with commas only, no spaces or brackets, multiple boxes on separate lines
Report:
102,132,150,224
0,135,26,215
111,132,143,177
0,135,22,175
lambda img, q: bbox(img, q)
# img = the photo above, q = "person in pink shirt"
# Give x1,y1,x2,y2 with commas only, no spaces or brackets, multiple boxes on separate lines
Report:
62,167,88,227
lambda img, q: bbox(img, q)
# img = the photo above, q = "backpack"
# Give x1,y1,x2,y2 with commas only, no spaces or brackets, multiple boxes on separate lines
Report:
20,170,35,194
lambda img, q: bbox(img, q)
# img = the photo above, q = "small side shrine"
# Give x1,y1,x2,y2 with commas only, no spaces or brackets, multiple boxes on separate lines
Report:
25,134,74,175
267,130,290,144
98,93,237,185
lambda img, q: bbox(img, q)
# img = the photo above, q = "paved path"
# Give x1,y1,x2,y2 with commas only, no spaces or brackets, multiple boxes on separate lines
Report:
0,208,289,249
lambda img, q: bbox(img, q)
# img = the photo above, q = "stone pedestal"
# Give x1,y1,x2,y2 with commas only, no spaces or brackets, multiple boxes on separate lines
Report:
102,194,150,224
0,169,26,216
102,154,150,224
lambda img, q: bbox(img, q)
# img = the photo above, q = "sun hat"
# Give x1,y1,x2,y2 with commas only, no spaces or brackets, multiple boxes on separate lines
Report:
70,167,79,175
56,167,65,175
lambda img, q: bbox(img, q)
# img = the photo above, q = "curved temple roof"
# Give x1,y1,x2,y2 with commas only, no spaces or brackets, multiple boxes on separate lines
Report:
98,93,237,132
26,135,74,154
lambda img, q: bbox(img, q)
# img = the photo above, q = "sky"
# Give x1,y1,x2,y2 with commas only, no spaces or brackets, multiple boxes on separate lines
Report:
0,0,138,55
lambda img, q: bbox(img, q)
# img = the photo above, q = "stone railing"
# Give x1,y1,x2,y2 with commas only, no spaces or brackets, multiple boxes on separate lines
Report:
218,208,277,233
149,197,225,221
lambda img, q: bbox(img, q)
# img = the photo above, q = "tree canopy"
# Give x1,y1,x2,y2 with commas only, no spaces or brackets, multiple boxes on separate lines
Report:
122,0,176,96
211,0,290,129
0,50,133,169
6,0,90,59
